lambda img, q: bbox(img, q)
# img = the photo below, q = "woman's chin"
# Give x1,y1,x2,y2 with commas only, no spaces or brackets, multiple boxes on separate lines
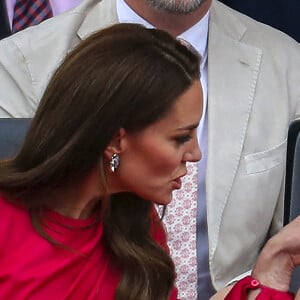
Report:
153,195,172,206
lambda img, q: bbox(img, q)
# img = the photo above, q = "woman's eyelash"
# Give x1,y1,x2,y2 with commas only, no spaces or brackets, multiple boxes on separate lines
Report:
174,135,192,144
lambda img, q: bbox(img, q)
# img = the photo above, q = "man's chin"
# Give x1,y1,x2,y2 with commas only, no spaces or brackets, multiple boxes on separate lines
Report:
145,0,207,15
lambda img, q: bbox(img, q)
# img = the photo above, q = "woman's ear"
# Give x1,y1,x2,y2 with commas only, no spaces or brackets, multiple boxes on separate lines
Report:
104,128,127,160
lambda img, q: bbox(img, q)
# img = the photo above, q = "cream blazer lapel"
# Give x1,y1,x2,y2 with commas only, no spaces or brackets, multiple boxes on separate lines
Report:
77,0,118,40
206,1,262,263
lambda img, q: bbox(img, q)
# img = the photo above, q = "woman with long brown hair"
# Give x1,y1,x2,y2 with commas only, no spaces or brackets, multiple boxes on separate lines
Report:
0,23,201,299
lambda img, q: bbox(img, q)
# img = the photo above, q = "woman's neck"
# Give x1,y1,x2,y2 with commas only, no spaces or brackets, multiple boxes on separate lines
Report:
52,167,102,219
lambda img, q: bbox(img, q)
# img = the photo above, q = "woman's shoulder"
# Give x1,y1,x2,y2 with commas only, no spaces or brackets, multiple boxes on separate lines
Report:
0,193,32,255
0,192,24,213
0,193,29,229
0,192,13,212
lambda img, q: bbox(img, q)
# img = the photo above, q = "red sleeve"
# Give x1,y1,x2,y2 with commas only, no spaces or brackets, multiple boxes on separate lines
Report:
225,276,294,300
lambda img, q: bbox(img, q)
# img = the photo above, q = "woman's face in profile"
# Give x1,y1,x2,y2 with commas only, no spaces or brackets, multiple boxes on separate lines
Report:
115,80,203,205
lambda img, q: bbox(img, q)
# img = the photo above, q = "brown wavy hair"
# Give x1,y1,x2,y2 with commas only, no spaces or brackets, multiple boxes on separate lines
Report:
0,24,200,299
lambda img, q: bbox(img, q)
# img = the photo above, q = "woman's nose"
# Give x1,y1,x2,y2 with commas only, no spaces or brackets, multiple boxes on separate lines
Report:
183,143,202,163
191,144,202,162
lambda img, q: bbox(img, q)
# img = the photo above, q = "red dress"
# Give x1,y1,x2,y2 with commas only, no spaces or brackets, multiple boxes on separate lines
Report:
0,195,178,299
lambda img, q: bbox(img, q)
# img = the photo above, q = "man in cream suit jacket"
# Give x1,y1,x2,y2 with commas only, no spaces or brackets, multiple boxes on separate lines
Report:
0,0,300,298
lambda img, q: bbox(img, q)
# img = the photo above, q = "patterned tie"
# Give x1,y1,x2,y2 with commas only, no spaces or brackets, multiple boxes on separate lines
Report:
12,0,53,33
164,162,198,300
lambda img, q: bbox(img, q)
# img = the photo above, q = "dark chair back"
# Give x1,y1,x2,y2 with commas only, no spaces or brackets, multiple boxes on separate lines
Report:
0,118,31,159
284,119,300,293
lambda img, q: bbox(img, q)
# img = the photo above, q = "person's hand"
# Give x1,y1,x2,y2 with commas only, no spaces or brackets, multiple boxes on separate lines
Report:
252,215,300,291
211,217,300,300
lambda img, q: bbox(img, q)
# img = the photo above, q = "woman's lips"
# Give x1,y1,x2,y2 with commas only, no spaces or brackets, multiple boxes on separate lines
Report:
172,177,182,189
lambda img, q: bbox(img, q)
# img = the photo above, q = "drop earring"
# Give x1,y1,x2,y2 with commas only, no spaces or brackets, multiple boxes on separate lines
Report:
110,153,120,172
